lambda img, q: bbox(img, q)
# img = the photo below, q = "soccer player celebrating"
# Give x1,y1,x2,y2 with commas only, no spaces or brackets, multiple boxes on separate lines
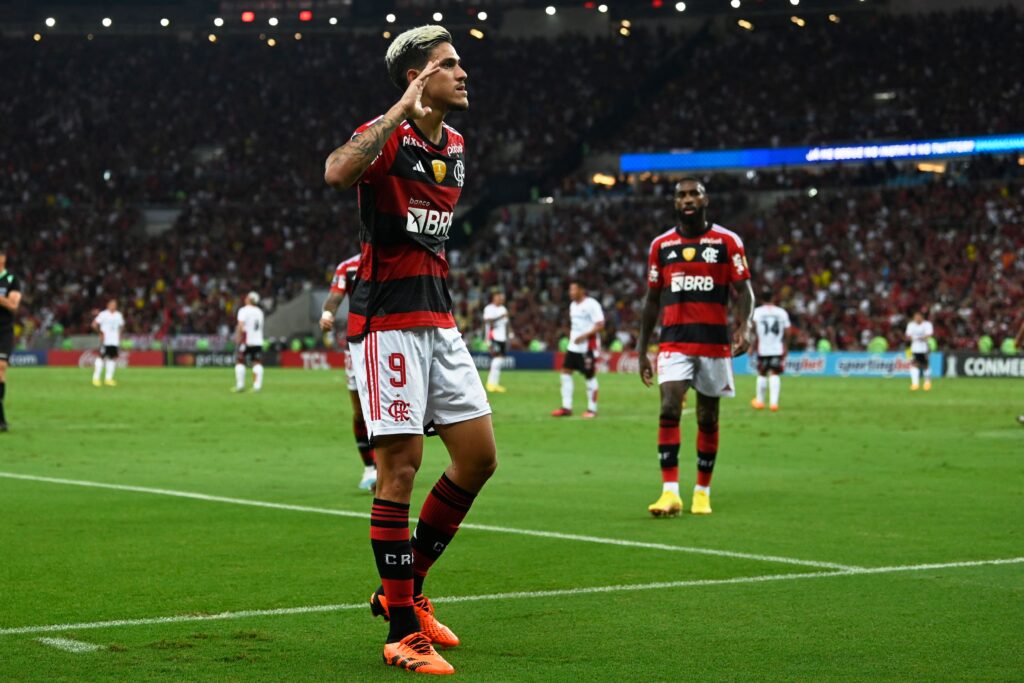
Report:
904,311,934,391
233,292,265,393
324,25,496,676
0,246,21,433
482,291,509,393
638,178,754,517
91,299,126,387
321,254,377,491
751,290,791,411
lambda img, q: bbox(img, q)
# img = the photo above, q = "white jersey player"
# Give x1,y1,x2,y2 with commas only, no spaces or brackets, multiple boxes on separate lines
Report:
234,292,265,392
904,311,934,391
91,299,125,387
751,293,791,411
552,281,605,418
483,292,510,393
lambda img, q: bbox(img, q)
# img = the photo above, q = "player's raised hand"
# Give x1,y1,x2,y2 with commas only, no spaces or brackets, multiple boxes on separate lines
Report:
639,352,654,387
398,60,441,120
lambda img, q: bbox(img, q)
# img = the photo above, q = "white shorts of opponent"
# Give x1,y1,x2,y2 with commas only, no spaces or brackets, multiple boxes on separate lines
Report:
349,327,491,440
657,351,736,398
344,345,358,392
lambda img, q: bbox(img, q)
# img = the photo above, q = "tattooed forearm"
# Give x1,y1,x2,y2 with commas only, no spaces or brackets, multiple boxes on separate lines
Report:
324,107,404,189
322,292,345,316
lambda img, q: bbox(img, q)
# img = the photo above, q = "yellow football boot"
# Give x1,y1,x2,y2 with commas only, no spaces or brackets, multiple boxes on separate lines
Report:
691,489,712,515
648,490,683,518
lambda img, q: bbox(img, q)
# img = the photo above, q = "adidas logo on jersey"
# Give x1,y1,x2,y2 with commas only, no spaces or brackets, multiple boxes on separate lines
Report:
412,160,426,174
667,250,678,259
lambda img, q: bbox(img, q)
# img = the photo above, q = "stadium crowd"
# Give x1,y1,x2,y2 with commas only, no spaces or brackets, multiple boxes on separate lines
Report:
2,7,1022,352
610,7,1024,152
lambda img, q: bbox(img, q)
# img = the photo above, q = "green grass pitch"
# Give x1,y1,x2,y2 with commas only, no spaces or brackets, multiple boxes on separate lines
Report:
0,368,1021,681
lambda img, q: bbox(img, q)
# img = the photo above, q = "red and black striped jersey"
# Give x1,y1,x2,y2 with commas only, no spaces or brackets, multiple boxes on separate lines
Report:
346,117,465,342
330,253,361,298
647,224,750,358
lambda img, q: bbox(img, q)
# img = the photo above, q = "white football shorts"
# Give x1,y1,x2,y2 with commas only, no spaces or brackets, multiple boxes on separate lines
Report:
349,327,491,440
657,351,736,398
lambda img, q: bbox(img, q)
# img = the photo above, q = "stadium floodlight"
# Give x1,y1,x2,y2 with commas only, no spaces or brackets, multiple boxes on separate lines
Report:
160,18,170,27
267,38,276,46
433,12,443,21
101,17,112,27
383,31,392,39
730,0,740,8
790,0,799,5
675,2,686,11
386,13,396,23
546,6,557,15
478,11,488,20
737,19,753,30
329,17,338,25
621,19,631,27
45,17,56,27
598,4,608,12
268,17,278,26
208,33,217,43
241,11,255,23
214,17,224,27
620,27,630,36
807,187,818,197
791,15,805,27
470,28,484,39
33,33,42,42
829,14,840,23
294,32,302,40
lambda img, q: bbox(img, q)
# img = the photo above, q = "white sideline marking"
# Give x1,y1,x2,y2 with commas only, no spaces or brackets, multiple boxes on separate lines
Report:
36,637,103,653
0,471,854,570
2,557,1021,637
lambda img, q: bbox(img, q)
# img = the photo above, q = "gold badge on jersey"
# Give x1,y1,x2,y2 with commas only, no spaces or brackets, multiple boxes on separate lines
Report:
431,160,447,183
682,247,696,261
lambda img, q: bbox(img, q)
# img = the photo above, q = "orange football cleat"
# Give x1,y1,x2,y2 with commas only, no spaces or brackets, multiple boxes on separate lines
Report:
550,408,572,417
382,632,454,675
371,589,460,649
751,399,765,410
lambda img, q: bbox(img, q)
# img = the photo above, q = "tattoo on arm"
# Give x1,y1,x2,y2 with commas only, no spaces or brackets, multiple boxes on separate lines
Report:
323,292,345,315
325,110,403,186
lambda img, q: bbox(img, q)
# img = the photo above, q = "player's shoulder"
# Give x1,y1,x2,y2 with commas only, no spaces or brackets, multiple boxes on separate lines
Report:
710,224,745,248
649,227,679,250
337,253,361,271
442,122,464,142
353,115,387,136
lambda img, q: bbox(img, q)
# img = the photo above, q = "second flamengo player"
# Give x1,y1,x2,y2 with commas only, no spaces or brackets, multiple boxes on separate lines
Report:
321,253,377,491
324,25,496,676
638,178,754,518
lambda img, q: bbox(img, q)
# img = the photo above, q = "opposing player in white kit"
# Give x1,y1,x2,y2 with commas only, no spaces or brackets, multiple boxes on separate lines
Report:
321,254,377,491
234,292,265,393
904,311,934,391
751,291,791,412
482,291,509,393
551,281,604,418
91,299,125,387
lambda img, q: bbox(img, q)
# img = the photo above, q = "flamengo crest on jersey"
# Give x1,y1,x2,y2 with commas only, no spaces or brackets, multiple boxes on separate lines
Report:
647,224,749,358
347,118,465,342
